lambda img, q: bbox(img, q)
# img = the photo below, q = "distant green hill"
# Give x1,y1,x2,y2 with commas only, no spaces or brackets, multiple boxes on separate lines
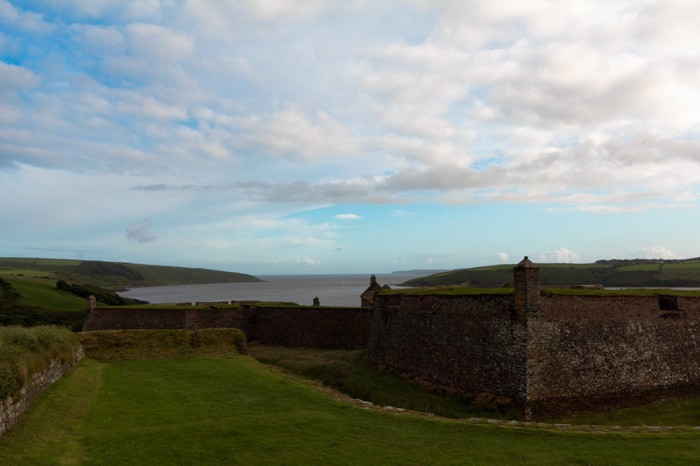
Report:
0,258,262,330
0,258,262,289
403,258,700,288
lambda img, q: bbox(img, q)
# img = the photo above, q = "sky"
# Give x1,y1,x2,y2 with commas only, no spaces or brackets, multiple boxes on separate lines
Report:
1,0,700,275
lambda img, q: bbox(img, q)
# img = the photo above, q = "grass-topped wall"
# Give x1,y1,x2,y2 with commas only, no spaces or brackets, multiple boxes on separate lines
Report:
0,326,80,399
80,328,248,359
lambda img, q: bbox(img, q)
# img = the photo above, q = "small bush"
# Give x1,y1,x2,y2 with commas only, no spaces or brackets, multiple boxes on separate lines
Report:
0,277,21,304
0,326,80,399
56,280,132,306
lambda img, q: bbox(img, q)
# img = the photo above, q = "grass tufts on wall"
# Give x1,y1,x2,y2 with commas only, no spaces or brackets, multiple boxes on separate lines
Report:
79,328,247,360
0,326,80,399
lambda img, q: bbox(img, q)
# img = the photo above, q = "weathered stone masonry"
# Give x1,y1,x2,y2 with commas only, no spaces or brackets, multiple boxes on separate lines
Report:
367,293,527,401
83,304,372,350
528,294,700,406
366,257,700,413
0,347,84,436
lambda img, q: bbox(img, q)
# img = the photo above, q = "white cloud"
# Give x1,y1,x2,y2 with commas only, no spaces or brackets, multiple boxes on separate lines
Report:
0,62,40,91
71,24,126,54
3,1,700,273
334,213,361,220
126,218,156,243
392,209,416,218
236,109,357,161
496,252,509,263
641,246,680,260
295,257,321,266
243,0,329,21
124,23,193,63
537,248,580,263
0,0,54,33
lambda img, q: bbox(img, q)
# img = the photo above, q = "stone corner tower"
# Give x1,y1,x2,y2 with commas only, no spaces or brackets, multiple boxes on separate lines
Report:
360,274,383,307
514,256,540,318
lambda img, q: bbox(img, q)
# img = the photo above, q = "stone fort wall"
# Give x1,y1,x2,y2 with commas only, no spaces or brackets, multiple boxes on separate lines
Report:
83,305,371,350
365,285,700,411
528,294,700,405
83,263,700,413
255,306,372,349
366,294,527,401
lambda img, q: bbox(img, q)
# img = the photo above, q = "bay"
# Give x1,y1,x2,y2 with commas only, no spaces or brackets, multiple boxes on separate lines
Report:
118,273,421,307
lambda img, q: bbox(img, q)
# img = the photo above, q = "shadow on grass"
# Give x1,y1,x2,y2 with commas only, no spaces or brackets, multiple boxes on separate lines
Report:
247,343,519,420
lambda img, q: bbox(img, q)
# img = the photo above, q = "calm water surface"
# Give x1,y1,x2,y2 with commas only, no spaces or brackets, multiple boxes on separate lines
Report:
118,274,421,307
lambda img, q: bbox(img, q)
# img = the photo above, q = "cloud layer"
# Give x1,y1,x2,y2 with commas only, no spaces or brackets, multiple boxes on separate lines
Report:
1,1,699,272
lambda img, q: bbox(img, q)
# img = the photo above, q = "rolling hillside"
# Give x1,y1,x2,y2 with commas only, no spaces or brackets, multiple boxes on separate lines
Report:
0,258,262,330
403,258,700,288
0,258,262,289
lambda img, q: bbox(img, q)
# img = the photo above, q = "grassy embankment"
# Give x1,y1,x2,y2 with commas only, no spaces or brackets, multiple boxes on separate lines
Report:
250,345,700,427
0,325,80,399
248,344,518,419
2,344,700,464
80,328,248,360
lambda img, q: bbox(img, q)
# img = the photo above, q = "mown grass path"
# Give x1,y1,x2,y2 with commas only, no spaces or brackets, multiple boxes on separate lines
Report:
2,356,700,465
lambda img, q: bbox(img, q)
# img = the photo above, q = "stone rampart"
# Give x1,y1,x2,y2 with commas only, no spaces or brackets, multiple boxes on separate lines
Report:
83,307,256,337
83,265,700,415
528,295,700,406
84,307,189,330
366,294,527,401
255,306,372,349
83,305,369,350
0,347,84,436
365,261,700,415
538,295,661,320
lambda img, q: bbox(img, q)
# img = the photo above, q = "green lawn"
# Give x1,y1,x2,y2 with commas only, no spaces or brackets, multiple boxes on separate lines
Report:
2,355,700,465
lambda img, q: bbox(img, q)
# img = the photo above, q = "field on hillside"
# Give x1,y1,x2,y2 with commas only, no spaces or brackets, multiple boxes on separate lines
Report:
404,258,700,288
0,276,86,330
2,354,700,465
0,258,261,290
0,258,262,330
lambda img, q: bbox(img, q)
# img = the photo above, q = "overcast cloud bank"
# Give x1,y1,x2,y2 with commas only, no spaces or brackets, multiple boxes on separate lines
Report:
1,1,699,273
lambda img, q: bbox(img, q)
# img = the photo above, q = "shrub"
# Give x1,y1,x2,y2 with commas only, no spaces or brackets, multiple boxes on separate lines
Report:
55,280,132,306
0,277,21,304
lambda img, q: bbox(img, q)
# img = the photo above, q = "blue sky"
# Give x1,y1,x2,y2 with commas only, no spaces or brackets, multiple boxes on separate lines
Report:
2,1,700,275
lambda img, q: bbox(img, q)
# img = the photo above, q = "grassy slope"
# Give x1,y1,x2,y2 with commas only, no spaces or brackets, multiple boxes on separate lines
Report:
0,276,86,330
248,344,518,419
404,259,700,288
0,257,261,289
0,258,262,328
4,278,86,311
2,356,700,465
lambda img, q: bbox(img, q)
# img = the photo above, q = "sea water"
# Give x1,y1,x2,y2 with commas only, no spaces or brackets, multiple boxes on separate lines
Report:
118,273,421,307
